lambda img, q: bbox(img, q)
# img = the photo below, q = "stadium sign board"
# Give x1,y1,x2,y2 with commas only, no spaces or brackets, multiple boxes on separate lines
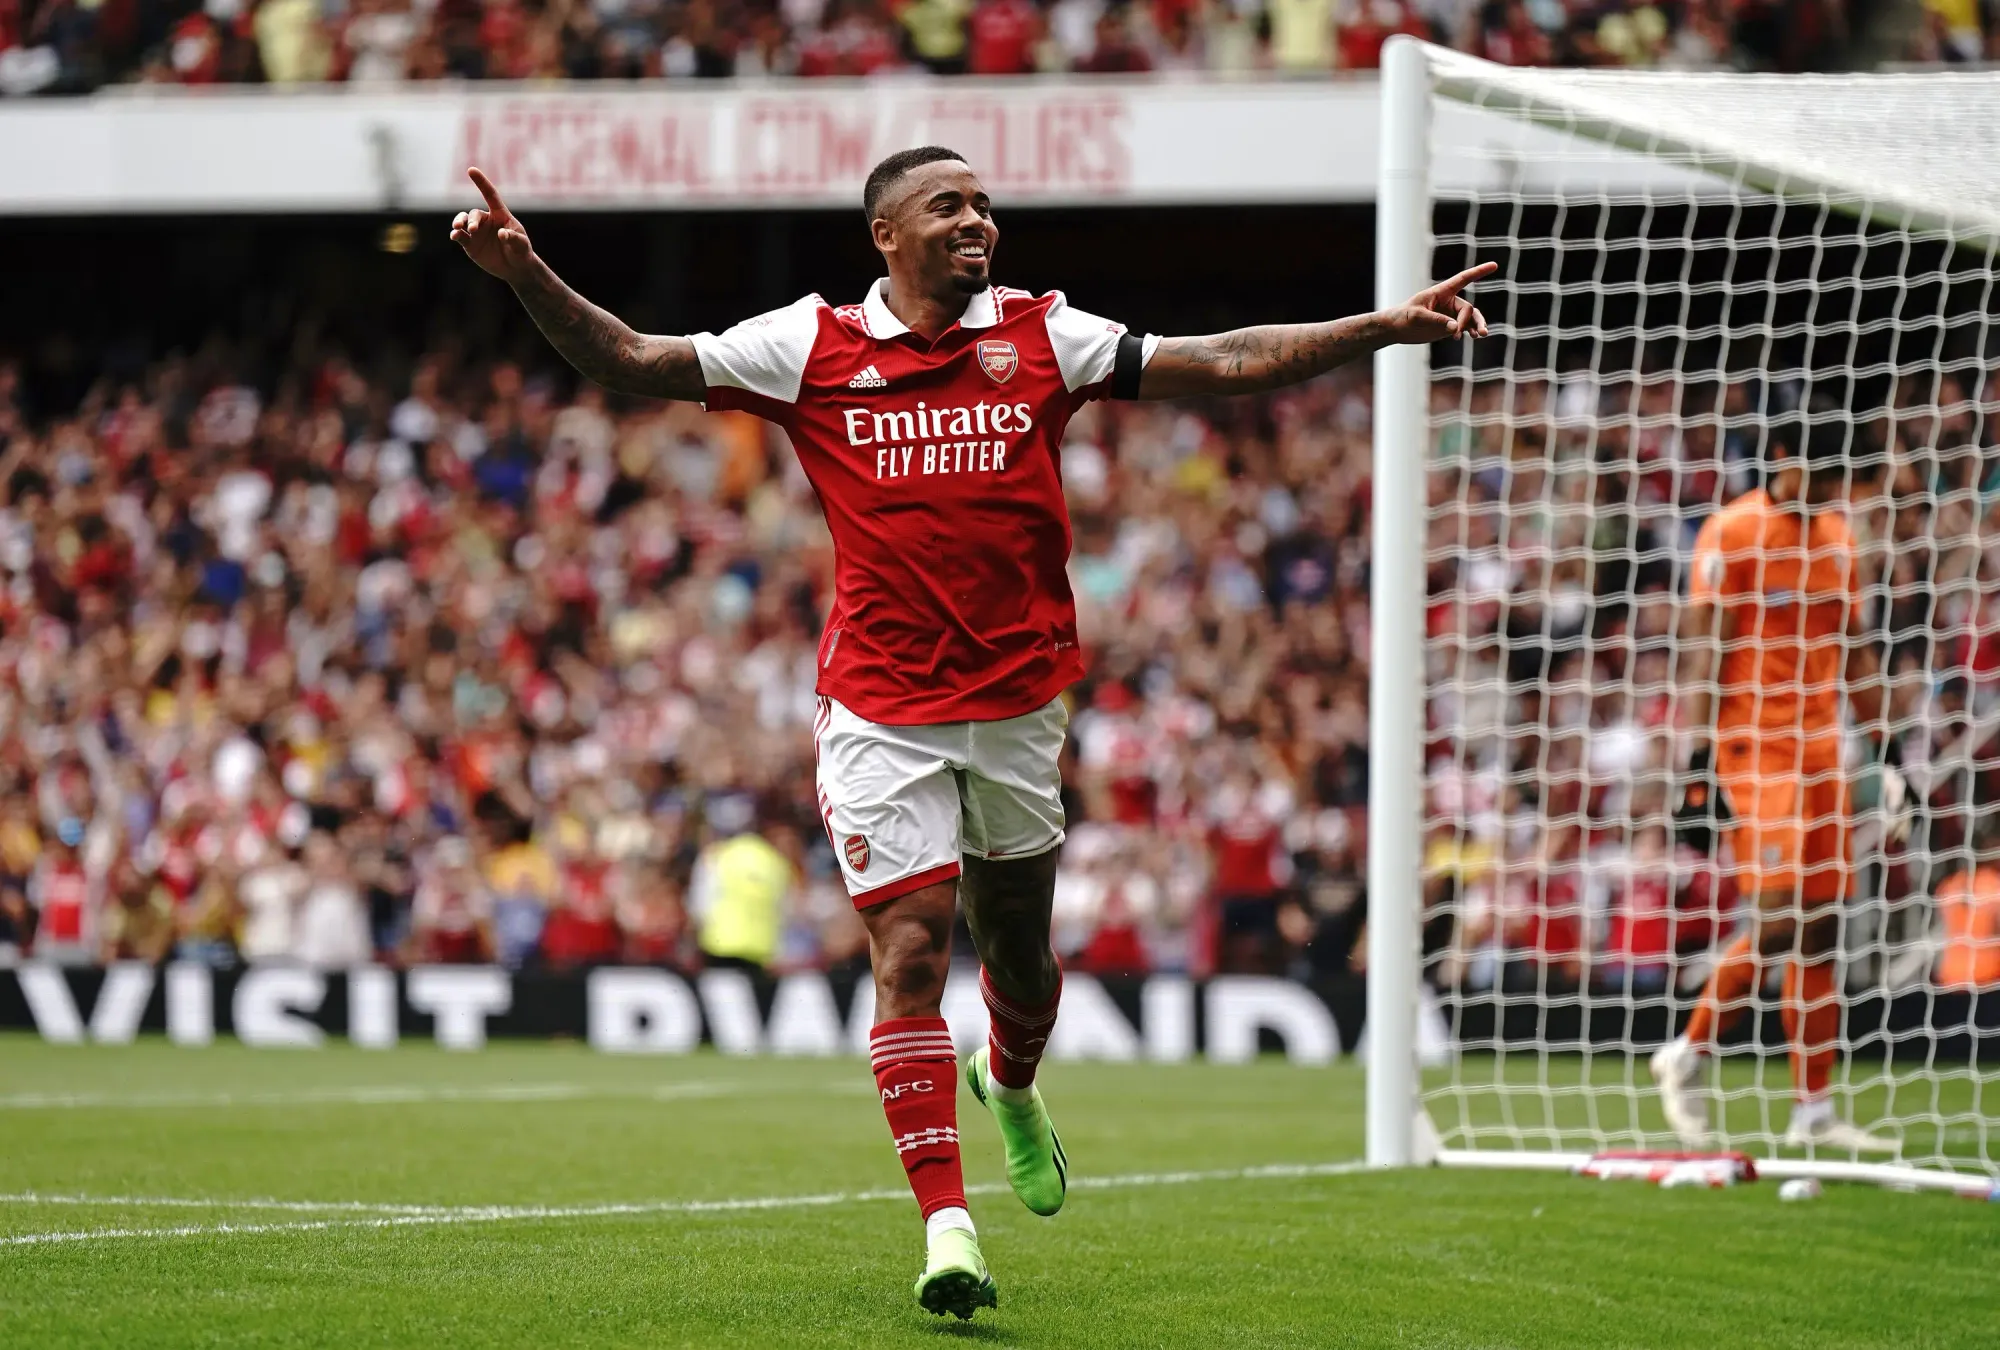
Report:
1,963,1986,1063
0,79,1708,214
0,964,1444,1063
4,964,1988,1061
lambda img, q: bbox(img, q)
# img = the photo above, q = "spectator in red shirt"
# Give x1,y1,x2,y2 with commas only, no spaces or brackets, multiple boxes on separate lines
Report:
408,838,495,965
1075,5,1151,71
1601,825,1674,994
1671,838,1735,956
477,0,532,77
1481,0,1552,66
619,866,688,967
1207,770,1293,973
966,0,1040,73
796,0,901,74
1488,844,1583,988
1075,682,1158,825
1336,0,1424,68
542,849,623,969
29,822,93,963
168,11,224,83
1073,883,1150,977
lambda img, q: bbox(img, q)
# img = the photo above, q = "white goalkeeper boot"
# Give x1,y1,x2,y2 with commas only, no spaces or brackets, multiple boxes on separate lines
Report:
1649,1035,1711,1148
1783,1097,1900,1155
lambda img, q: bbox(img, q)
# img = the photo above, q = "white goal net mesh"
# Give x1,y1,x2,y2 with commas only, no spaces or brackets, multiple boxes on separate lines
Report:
1415,48,2000,1182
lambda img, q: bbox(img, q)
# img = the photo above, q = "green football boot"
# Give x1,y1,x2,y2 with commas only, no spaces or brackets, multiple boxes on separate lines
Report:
914,1226,998,1321
965,1046,1068,1217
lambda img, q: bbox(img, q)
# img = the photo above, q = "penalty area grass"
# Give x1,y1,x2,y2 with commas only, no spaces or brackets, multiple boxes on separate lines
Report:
0,1035,1992,1348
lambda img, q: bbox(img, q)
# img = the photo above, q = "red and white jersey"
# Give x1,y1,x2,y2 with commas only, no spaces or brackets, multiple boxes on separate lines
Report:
31,858,91,945
693,279,1156,725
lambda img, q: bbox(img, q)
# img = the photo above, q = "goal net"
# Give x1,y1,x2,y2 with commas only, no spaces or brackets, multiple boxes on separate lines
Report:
1369,39,2000,1194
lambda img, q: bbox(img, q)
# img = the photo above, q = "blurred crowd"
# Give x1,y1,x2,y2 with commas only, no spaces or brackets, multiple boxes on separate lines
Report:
4,311,1996,990
0,340,1377,980
1910,0,2000,62
1424,364,2000,997
0,0,1879,97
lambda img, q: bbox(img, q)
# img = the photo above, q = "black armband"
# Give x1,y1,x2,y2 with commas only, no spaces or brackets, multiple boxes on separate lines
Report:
1111,331,1147,401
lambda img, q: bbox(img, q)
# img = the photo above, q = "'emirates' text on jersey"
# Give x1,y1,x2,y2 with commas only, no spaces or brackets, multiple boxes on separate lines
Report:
693,280,1157,726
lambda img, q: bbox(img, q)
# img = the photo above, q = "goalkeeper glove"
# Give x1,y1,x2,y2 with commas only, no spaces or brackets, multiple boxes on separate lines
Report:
1673,744,1733,855
1851,743,1915,848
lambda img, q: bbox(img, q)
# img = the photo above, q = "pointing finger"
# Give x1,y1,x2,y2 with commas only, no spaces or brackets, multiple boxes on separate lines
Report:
468,167,508,217
1434,262,1500,300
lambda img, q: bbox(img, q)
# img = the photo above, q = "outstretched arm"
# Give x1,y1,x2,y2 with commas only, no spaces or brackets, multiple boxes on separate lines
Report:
450,168,705,402
1136,263,1495,400
1674,595,1726,755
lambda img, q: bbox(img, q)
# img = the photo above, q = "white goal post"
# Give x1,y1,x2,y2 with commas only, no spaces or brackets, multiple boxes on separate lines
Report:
1367,37,2000,1195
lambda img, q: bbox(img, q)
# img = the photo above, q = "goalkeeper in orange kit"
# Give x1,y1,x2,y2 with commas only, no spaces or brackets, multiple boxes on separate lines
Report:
1650,414,1904,1153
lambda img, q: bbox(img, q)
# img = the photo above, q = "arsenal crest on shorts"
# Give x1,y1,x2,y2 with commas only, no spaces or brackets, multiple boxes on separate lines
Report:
844,834,871,873
976,340,1019,384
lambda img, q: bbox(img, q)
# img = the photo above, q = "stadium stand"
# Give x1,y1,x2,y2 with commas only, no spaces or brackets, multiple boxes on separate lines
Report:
0,328,1379,980
0,0,1898,98
3,232,1996,996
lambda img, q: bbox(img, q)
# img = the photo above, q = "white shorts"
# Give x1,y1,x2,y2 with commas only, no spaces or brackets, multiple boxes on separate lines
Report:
813,694,1069,909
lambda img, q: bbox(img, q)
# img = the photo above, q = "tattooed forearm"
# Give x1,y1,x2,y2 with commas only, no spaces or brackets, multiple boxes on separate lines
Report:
1138,313,1392,400
510,256,704,401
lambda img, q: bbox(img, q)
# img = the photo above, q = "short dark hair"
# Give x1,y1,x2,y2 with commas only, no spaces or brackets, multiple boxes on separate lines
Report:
863,146,968,222
1763,396,1883,483
1762,415,1836,465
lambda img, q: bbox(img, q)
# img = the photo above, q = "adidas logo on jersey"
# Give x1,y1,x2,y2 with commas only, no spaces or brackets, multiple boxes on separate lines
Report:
847,365,888,389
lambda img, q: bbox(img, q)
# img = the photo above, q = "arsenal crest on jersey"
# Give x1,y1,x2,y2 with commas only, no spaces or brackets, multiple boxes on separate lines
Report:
976,340,1019,385
844,834,871,873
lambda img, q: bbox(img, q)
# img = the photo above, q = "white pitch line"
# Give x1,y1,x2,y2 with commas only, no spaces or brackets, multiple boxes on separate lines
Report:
0,1162,1371,1216
0,1216,445,1247
0,1161,1373,1248
0,1194,454,1215
0,1081,826,1111
0,1192,916,1247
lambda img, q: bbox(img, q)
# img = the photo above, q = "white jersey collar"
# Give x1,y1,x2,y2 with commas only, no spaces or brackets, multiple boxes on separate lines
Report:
861,278,1002,338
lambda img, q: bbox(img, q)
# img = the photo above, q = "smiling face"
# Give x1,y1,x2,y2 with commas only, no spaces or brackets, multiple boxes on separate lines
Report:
869,160,998,297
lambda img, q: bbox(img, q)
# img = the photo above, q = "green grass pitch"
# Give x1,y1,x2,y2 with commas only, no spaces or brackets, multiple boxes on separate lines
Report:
1,1034,1994,1348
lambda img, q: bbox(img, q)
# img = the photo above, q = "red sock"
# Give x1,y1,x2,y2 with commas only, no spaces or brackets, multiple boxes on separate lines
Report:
869,1017,965,1220
1685,934,1758,1049
980,965,1061,1091
1782,960,1839,1098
